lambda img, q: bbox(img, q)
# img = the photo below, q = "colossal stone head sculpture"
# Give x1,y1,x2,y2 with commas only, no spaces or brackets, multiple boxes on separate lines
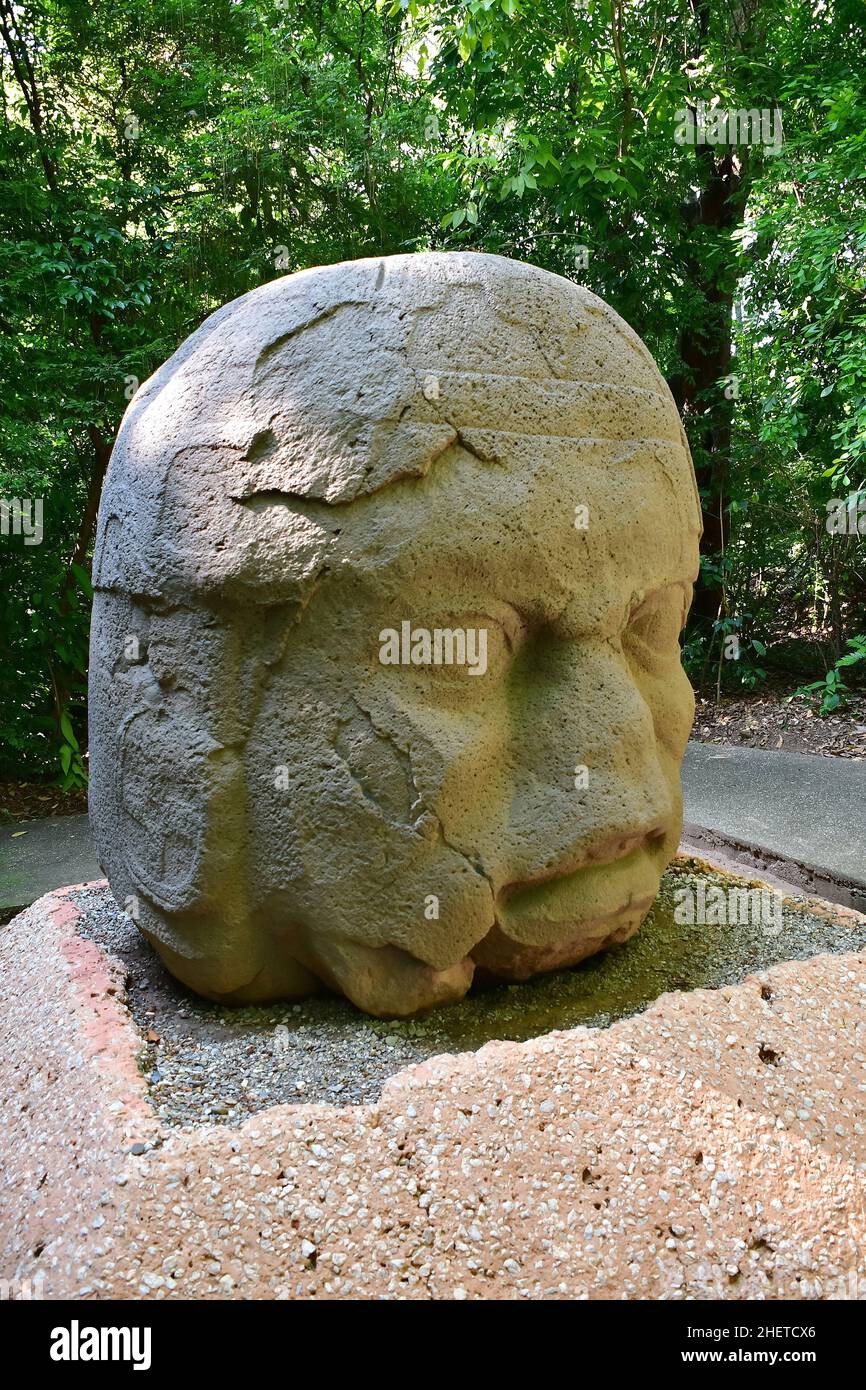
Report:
89,252,700,1016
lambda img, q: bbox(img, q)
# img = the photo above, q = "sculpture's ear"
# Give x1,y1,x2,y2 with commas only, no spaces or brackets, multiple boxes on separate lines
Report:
116,704,221,914
92,485,160,597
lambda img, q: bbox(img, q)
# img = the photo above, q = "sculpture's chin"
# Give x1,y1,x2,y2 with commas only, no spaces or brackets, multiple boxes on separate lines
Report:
299,937,476,1019
149,929,477,1018
137,842,668,1013
142,884,658,1013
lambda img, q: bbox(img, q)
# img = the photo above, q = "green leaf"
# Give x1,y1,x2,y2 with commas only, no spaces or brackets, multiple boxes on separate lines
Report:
60,711,79,750
70,563,94,598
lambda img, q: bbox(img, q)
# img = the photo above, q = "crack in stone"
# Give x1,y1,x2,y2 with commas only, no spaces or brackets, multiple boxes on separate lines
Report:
252,301,367,377
333,696,422,827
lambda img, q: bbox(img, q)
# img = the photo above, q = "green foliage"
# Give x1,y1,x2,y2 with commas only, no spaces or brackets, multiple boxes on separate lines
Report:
682,618,768,694
794,637,866,716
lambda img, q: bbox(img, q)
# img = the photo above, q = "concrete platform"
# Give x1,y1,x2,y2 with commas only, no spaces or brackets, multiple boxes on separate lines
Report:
3,884,866,1300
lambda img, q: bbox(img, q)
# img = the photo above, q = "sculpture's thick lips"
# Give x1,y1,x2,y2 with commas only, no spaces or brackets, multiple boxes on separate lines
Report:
497,827,669,901
493,844,664,946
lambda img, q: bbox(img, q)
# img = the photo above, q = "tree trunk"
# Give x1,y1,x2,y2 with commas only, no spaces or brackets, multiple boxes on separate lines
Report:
670,146,749,623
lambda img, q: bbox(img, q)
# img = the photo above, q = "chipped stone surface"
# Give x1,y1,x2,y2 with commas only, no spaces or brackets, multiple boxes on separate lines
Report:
2,885,865,1300
88,251,701,1014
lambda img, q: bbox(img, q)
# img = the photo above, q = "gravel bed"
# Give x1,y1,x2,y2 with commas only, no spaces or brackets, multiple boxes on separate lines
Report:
69,859,866,1128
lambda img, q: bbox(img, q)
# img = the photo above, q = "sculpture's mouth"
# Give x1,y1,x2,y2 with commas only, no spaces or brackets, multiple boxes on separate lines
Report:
494,822,670,900
472,841,667,979
496,857,659,929
496,826,670,907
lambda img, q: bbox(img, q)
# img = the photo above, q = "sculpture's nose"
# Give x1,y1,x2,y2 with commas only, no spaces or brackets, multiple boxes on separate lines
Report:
467,632,678,893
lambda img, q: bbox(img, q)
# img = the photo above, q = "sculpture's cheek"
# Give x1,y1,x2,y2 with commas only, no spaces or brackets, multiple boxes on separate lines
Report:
241,682,497,974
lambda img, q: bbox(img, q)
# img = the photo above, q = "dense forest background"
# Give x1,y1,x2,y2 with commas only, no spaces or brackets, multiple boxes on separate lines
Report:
1,0,864,786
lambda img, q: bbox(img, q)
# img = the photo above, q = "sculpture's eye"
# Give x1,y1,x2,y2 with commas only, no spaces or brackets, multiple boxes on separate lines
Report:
379,611,517,694
427,615,512,686
623,587,686,673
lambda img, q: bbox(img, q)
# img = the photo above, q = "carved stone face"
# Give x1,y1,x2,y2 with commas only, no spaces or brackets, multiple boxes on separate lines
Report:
89,252,701,1016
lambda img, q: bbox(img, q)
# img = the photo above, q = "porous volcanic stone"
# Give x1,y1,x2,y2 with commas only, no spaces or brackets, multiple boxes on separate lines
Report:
89,252,701,1014
2,885,865,1301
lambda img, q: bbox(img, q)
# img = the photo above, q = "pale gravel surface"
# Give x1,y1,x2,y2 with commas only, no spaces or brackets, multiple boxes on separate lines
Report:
69,857,866,1127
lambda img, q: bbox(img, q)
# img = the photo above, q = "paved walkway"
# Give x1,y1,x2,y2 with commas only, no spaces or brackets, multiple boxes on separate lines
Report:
682,743,866,891
1,813,100,910
2,743,864,910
